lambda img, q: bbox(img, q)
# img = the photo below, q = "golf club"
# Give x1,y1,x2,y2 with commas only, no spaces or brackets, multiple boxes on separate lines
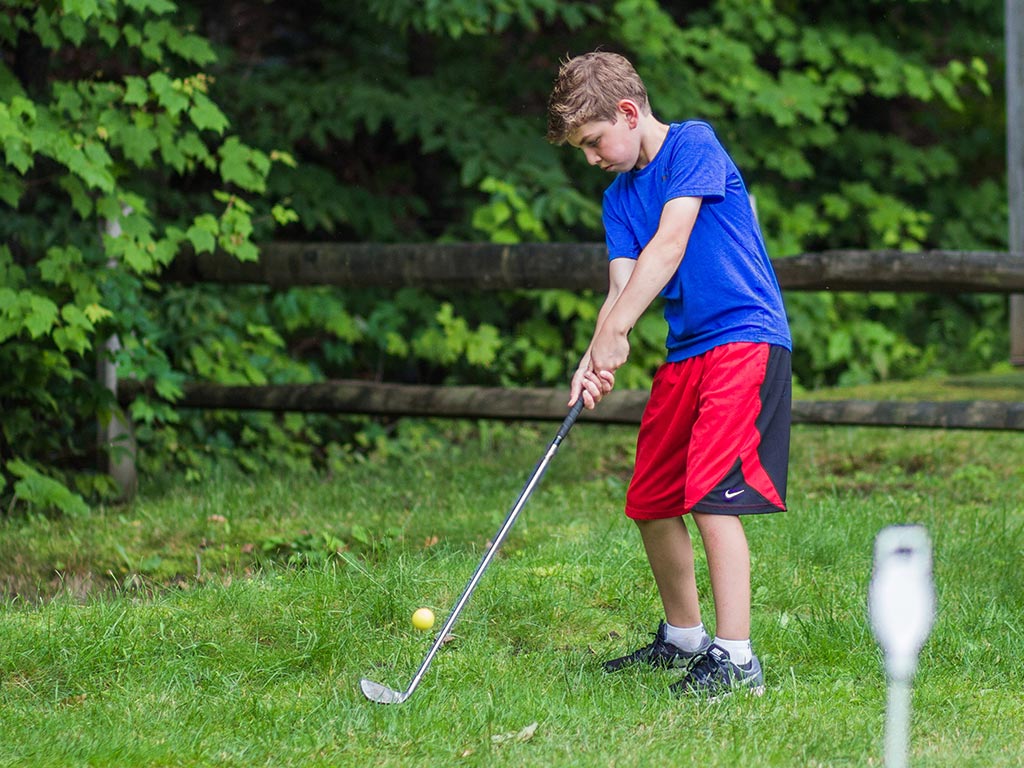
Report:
360,398,586,705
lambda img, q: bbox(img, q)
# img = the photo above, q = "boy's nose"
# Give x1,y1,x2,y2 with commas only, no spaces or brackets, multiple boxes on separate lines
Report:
584,149,600,166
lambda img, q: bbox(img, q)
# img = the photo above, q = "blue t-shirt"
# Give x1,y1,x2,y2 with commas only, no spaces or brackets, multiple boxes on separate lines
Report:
603,121,791,361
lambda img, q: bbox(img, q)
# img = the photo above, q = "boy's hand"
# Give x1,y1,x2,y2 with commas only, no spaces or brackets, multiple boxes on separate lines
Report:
569,360,615,410
590,326,630,376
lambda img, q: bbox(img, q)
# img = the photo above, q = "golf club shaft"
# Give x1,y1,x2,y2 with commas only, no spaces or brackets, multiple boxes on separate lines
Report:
387,399,585,701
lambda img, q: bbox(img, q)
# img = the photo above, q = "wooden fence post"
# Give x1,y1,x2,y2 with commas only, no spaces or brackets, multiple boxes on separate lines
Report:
1008,0,1024,365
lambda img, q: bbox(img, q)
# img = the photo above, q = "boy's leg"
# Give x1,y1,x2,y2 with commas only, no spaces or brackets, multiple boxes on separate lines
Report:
669,511,764,699
691,511,750,640
603,359,710,673
635,517,702,628
603,517,711,673
667,343,789,697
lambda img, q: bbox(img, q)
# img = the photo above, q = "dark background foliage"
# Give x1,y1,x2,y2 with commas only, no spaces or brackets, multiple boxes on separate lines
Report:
0,0,1011,510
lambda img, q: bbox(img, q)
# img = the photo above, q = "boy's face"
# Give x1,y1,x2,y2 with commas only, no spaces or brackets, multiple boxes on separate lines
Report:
567,103,641,173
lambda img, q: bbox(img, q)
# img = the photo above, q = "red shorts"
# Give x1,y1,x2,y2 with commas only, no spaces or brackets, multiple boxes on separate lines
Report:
625,342,791,520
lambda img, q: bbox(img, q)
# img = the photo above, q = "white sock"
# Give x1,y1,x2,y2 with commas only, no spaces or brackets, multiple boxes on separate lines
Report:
663,621,708,652
714,636,753,666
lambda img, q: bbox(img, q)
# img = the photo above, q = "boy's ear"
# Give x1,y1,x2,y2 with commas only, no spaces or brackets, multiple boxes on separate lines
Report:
617,99,641,128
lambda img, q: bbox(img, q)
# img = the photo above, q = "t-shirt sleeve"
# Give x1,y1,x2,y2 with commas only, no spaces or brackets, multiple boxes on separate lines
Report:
603,184,641,260
666,123,727,203
601,122,728,262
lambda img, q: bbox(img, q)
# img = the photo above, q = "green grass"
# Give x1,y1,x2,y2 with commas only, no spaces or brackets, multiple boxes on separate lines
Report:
1,417,1024,766
797,365,1024,401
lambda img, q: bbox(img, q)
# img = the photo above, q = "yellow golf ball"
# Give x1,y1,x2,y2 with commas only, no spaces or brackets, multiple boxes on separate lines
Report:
412,607,435,631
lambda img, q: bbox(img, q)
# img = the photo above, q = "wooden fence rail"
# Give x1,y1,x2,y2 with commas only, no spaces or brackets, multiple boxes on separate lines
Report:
102,245,1024,498
163,244,1024,293
118,381,1024,432
146,244,1024,431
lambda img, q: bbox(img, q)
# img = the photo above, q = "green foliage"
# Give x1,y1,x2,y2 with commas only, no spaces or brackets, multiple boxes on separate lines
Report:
0,0,1011,512
4,459,91,517
0,0,292,511
205,0,1004,397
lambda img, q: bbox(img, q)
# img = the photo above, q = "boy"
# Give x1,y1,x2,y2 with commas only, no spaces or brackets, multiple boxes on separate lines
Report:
546,51,792,697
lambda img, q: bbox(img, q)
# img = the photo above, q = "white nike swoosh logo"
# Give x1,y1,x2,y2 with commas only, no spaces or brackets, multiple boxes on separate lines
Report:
724,489,745,499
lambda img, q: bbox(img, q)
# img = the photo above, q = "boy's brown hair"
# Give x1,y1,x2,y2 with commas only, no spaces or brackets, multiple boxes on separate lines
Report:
546,51,650,145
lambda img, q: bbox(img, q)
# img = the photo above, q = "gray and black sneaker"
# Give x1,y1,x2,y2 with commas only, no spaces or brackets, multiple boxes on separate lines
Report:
668,643,765,699
603,621,712,673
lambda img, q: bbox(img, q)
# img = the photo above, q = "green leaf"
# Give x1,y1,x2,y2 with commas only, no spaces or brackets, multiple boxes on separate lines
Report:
0,169,24,206
122,23,141,47
63,0,102,21
24,295,59,338
61,303,94,332
229,240,258,262
189,93,229,134
0,317,18,344
218,137,269,192
0,286,16,312
350,524,371,545
120,120,159,166
113,239,157,274
466,324,500,366
58,173,93,217
7,460,90,517
64,140,115,191
178,130,212,165
167,31,217,66
124,0,177,14
83,303,113,324
154,374,183,401
139,21,167,64
9,95,37,121
271,204,299,225
53,324,91,354
4,137,33,174
148,72,188,115
123,76,149,106
58,12,87,45
32,7,61,49
97,19,119,47
186,218,217,254
39,246,82,285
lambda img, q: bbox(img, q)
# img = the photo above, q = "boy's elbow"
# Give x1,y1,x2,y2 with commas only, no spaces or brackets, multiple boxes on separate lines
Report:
648,238,687,269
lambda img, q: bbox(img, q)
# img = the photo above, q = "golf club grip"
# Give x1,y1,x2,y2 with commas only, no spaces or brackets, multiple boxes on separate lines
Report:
556,398,586,441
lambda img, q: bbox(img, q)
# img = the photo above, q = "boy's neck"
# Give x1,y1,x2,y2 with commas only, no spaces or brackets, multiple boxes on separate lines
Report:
635,116,670,171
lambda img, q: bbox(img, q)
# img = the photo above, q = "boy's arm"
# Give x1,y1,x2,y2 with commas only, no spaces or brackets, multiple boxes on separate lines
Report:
590,195,702,374
569,257,635,408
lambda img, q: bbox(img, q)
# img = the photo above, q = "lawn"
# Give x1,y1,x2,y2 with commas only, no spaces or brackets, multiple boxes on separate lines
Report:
1,412,1022,766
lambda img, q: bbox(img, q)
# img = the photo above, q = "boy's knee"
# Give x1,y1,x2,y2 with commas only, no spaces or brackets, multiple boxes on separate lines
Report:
633,516,686,532
691,511,741,533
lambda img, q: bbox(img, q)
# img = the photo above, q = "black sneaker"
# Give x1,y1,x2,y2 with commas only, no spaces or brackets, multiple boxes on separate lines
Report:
603,621,712,673
669,643,765,699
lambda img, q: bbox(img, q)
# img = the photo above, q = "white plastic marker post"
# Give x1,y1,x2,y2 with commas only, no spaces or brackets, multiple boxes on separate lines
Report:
868,525,936,768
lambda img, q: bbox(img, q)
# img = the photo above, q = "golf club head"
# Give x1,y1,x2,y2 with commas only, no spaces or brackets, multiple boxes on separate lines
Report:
360,677,409,705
